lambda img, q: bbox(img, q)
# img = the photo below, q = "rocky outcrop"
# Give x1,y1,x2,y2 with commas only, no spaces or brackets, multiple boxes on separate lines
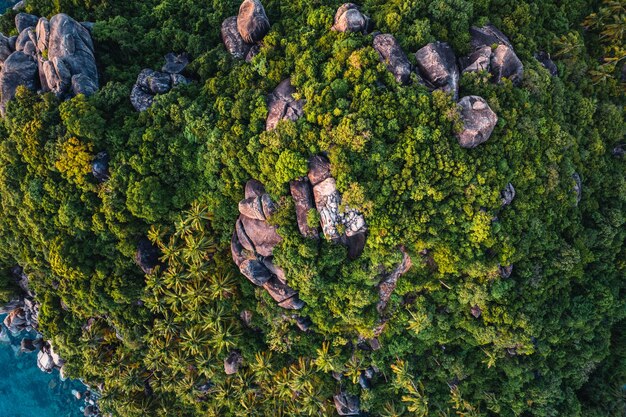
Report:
534,51,557,76
37,342,65,373
308,155,367,258
377,247,412,313
415,41,459,99
290,178,318,238
463,24,523,85
501,183,515,206
237,0,270,43
0,51,38,115
231,180,305,310
456,95,498,148
222,0,270,60
15,13,38,34
135,238,161,274
131,54,190,112
373,33,411,84
92,151,110,182
266,78,305,130
332,3,370,34
572,172,582,206
334,392,360,416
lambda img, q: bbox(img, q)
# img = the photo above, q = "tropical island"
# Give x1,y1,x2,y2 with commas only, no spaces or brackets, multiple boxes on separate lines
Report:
0,0,624,416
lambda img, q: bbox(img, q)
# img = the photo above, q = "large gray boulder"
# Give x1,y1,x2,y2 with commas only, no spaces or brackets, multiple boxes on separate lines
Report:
222,16,252,59
534,51,557,76
237,0,270,44
92,151,110,182
332,3,370,34
491,44,523,84
266,78,305,131
456,96,498,148
35,18,50,52
162,52,189,74
415,41,459,99
15,13,38,34
373,33,411,84
0,34,14,64
43,14,99,98
0,51,38,116
240,216,281,257
470,24,512,50
461,45,491,74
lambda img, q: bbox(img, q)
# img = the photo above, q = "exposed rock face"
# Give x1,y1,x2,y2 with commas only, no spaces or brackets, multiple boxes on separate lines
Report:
334,392,360,416
464,24,523,85
135,238,161,274
266,78,305,131
572,172,582,205
373,33,411,84
0,51,37,115
43,14,99,97
456,95,498,148
491,44,523,84
15,13,38,34
535,51,557,76
501,183,515,206
131,56,190,112
231,180,304,310
92,151,110,182
308,155,367,258
415,41,459,99
237,0,270,44
224,350,243,375
332,3,370,34
290,178,318,238
377,248,412,313
221,17,251,59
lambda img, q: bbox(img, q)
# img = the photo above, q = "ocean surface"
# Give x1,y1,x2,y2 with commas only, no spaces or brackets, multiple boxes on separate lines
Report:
0,314,88,417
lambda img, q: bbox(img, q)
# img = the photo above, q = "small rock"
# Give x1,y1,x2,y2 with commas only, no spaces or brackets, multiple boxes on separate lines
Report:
307,155,332,186
266,78,305,131
277,296,305,310
0,51,38,116
20,338,37,353
470,305,482,318
262,277,297,303
415,41,459,99
290,178,318,238
498,264,513,278
294,316,312,331
221,16,252,59
224,351,243,375
240,310,253,326
572,172,582,205
239,216,282,257
501,183,515,206
334,392,360,416
461,45,492,74
331,3,370,34
162,52,189,74
237,0,270,44
612,143,625,157
245,179,266,199
534,51,557,76
92,151,110,182
134,238,161,274
0,34,14,64
470,24,513,50
456,95,498,148
373,33,411,84
238,259,272,286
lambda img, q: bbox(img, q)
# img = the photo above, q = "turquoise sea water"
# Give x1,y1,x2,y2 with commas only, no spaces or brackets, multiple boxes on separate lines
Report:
0,314,87,417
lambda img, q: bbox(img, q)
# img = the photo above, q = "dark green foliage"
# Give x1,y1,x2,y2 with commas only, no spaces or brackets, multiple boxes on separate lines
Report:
0,0,623,416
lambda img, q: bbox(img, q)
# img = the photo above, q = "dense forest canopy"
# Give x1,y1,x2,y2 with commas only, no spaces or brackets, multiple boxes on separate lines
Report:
0,0,624,416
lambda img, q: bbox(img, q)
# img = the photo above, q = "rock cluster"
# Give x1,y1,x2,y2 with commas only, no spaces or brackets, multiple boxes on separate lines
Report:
130,53,190,112
462,24,524,85
266,78,305,131
37,341,65,373
415,41,459,99
372,33,411,84
501,183,516,206
306,155,367,259
231,180,305,310
331,3,371,34
221,0,269,60
0,13,99,116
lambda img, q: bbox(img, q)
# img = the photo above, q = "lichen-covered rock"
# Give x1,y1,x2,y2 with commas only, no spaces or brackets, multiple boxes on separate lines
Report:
266,78,305,131
456,95,498,148
312,177,343,241
501,183,515,206
237,0,270,44
334,392,360,416
332,3,370,34
130,83,155,112
461,45,492,74
222,16,252,59
92,151,110,182
0,51,38,116
373,33,411,84
290,178,318,238
44,14,98,98
491,44,523,84
535,51,557,76
15,13,38,33
134,238,161,274
415,41,459,99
